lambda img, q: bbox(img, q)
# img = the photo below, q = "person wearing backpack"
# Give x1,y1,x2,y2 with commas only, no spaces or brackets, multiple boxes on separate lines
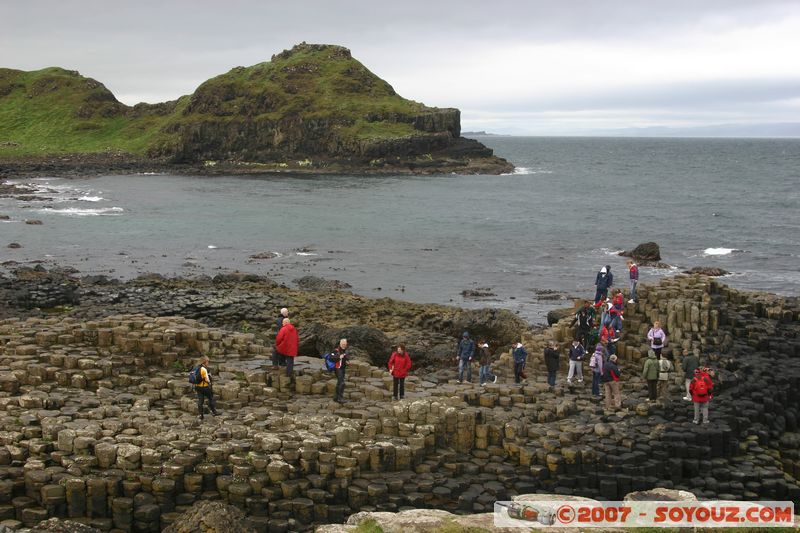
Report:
689,367,714,424
641,349,660,402
602,354,622,411
609,289,625,332
594,265,613,304
681,351,700,401
455,332,475,384
626,260,639,303
193,355,218,420
657,353,674,402
647,321,667,357
566,339,585,385
543,341,560,387
589,342,606,396
388,344,412,401
333,338,349,404
512,342,528,384
275,318,299,379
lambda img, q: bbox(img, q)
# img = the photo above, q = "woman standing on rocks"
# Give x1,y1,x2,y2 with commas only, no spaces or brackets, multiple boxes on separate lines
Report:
195,355,219,420
648,321,667,356
333,338,349,404
589,342,606,396
602,354,623,411
388,344,412,400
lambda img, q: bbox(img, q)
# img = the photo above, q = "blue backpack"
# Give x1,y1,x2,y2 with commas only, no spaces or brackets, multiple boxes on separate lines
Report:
188,366,202,385
323,353,337,372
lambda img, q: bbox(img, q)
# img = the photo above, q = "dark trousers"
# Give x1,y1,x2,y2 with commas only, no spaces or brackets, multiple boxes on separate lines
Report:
286,356,295,377
335,367,346,400
547,370,556,387
647,379,658,400
272,349,285,367
393,377,405,399
592,372,601,395
514,362,525,383
196,386,216,417
579,327,591,349
594,287,608,303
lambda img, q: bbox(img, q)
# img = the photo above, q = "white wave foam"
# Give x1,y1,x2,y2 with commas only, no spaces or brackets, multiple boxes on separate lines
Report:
207,245,218,249
38,207,123,217
296,252,318,256
703,247,739,256
598,248,624,256
500,167,555,176
77,196,105,202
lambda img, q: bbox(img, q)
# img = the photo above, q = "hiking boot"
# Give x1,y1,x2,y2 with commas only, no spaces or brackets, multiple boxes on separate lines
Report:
212,412,220,417
456,380,462,384
577,379,584,383
628,299,635,304
683,396,692,401
693,419,700,424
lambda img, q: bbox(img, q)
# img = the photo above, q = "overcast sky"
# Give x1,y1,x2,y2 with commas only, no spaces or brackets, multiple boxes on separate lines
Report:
2,0,799,134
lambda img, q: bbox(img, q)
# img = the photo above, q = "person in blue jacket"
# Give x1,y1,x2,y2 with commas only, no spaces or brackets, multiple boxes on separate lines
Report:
594,265,614,303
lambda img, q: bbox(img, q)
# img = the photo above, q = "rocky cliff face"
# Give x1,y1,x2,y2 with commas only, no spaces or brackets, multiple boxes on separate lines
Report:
0,43,512,175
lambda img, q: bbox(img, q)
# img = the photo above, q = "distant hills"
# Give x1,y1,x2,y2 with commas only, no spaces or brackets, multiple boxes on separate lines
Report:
0,43,512,174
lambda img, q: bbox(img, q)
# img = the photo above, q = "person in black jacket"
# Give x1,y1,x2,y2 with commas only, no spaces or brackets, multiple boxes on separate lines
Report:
544,341,560,387
567,339,586,384
570,301,595,349
333,338,349,404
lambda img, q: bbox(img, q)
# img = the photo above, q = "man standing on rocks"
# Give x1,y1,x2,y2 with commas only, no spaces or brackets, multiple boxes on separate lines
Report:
195,355,219,420
682,351,700,401
513,342,528,384
690,367,714,424
333,338,349,403
570,301,595,349
602,354,622,411
657,353,674,402
567,338,585,385
627,260,639,303
272,308,290,370
642,349,659,402
275,318,299,379
594,265,613,303
455,332,475,383
544,341,560,387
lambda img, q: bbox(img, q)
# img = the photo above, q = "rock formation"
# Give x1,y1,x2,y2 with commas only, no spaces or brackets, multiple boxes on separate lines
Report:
0,273,799,532
0,44,513,176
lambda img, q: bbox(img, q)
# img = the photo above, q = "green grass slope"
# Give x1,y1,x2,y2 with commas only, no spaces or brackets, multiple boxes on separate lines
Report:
0,43,461,163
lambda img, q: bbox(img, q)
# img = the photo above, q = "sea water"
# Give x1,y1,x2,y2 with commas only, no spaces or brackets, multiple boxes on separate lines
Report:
1,137,798,322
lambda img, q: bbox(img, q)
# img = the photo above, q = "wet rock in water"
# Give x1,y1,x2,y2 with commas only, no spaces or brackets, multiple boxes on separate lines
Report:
461,288,496,298
683,266,729,277
25,219,44,225
248,251,278,260
294,275,352,291
7,242,21,248
620,241,661,262
0,214,10,220
162,501,254,533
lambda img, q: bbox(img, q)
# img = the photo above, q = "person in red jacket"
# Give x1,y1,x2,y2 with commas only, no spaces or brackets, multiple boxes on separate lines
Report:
275,318,299,379
388,344,412,401
689,367,714,424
